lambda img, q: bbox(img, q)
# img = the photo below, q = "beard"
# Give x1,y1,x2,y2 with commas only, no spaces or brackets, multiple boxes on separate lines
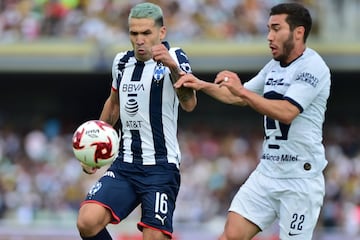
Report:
274,33,294,65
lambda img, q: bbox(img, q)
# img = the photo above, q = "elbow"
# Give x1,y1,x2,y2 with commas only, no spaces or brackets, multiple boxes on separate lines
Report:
182,102,197,112
278,114,297,125
183,107,195,112
276,103,300,125
179,90,197,112
280,118,292,125
181,99,197,112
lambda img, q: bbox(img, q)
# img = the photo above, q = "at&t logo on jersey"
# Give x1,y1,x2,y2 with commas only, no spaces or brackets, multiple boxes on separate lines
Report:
122,84,144,117
125,98,138,117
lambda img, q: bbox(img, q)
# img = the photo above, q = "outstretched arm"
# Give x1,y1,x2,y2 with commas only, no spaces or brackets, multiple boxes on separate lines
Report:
214,71,300,124
176,69,300,124
174,70,247,106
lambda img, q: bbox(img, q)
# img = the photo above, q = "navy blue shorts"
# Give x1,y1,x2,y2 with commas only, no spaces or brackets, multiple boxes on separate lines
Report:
83,159,180,237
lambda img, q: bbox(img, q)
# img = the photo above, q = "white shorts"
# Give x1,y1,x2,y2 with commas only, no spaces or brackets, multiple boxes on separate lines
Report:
229,169,325,240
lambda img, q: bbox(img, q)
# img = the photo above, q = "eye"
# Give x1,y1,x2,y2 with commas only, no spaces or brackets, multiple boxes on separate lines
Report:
143,30,152,35
268,23,281,32
272,26,281,32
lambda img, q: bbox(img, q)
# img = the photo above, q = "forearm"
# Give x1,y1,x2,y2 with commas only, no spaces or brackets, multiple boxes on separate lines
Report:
169,65,197,111
169,64,183,85
239,88,299,124
176,86,196,102
99,98,120,126
201,81,246,106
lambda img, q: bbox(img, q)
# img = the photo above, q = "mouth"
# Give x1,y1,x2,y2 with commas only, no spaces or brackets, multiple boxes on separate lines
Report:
135,47,149,61
269,44,277,55
137,47,146,55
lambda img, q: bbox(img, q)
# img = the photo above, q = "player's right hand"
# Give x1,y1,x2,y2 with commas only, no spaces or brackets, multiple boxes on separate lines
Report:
81,162,98,174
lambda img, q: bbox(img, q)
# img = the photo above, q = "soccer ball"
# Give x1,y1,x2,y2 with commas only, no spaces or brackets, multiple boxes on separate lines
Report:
72,120,119,168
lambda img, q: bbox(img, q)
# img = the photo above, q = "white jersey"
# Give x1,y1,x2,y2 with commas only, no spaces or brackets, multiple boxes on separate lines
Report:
111,42,192,167
244,48,331,178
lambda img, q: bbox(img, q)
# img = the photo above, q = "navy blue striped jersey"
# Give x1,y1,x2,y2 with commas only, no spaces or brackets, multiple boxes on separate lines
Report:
110,42,192,168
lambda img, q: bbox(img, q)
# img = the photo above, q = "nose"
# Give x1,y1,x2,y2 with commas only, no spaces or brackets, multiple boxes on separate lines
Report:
135,35,144,45
267,29,275,42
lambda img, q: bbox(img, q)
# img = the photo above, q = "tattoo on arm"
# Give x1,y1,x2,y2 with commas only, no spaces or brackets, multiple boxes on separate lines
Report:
169,65,182,85
176,87,194,102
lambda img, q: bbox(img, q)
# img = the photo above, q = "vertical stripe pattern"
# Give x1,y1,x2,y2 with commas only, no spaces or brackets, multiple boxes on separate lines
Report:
111,43,191,167
150,72,167,162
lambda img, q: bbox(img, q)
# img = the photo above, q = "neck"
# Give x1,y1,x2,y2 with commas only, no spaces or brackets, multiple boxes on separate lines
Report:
285,45,306,64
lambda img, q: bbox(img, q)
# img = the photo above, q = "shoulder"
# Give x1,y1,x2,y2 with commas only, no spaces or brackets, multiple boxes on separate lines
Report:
165,41,187,58
112,51,135,70
294,48,331,87
302,48,329,70
113,50,134,63
169,47,188,58
169,47,192,73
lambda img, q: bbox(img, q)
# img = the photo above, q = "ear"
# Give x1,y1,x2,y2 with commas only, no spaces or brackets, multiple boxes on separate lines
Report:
295,26,305,41
159,26,166,41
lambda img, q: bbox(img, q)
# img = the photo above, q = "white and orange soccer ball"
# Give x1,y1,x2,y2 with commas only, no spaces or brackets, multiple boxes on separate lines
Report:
72,120,119,168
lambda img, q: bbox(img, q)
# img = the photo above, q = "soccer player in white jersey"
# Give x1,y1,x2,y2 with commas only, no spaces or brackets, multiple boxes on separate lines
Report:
175,3,330,240
76,3,196,240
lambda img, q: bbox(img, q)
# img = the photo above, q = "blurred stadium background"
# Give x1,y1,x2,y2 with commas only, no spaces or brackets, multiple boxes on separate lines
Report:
0,0,359,239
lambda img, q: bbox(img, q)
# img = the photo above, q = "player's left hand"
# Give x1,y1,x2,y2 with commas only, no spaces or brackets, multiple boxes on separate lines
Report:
214,70,244,95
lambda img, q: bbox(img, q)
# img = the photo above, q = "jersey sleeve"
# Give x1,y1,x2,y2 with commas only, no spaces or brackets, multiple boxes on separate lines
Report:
111,52,127,91
169,48,192,74
284,59,330,112
244,61,272,95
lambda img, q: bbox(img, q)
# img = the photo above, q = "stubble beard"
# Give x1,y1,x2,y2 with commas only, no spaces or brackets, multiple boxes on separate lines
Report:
274,33,294,65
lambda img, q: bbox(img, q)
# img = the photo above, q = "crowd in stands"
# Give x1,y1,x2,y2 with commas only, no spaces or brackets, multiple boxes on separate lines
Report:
0,119,360,236
0,0,320,43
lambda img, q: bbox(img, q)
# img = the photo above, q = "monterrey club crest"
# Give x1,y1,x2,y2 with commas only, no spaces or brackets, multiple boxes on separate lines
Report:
88,181,102,197
153,62,166,83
